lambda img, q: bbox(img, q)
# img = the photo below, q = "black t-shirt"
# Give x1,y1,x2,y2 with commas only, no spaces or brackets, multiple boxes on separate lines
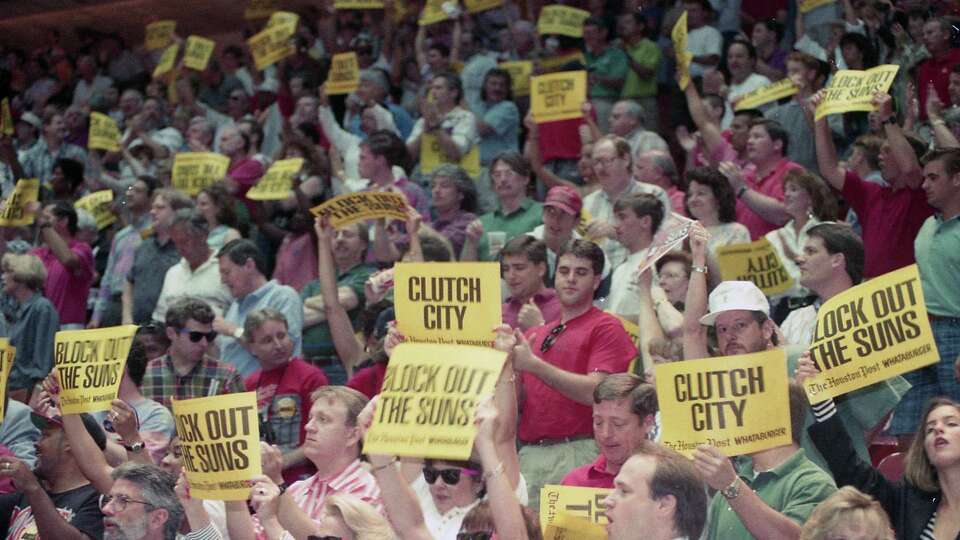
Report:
0,483,104,539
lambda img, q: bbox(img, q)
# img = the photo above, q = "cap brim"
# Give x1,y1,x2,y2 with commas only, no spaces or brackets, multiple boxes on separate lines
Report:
699,311,719,326
544,202,578,216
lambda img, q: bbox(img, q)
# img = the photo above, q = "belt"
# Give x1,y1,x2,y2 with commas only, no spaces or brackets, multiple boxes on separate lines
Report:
520,434,591,447
306,356,341,368
929,314,960,323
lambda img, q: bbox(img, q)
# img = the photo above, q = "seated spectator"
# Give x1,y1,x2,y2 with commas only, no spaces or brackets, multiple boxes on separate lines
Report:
19,113,87,184
635,150,686,215
428,164,478,257
799,487,895,540
607,193,665,320
31,201,95,329
0,399,40,469
2,253,58,403
196,183,242,252
500,235,561,331
100,463,184,540
684,167,750,256
656,252,692,310
721,40,772,126
752,19,787,81
608,100,667,159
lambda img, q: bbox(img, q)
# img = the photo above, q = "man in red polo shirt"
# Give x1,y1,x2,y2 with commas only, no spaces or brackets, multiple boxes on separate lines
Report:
916,17,960,121
562,374,657,488
813,91,933,278
499,239,637,508
719,119,803,239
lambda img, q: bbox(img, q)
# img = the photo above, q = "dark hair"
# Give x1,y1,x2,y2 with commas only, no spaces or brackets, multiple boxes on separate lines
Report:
556,239,604,276
111,463,183,540
726,38,757,61
198,182,238,228
500,235,548,267
613,193,665,234
490,150,531,179
593,374,659,418
839,32,877,68
922,148,960,177
125,341,149,387
852,134,883,170
807,222,865,285
55,158,85,192
48,200,79,234
433,71,464,104
642,442,708,539
750,119,789,156
427,42,450,58
419,233,454,262
583,15,607,31
430,164,477,213
218,238,267,276
136,175,161,196
223,45,245,59
905,396,960,492
685,167,738,223
165,297,216,328
363,130,411,171
733,108,765,122
480,68,513,103
783,170,840,221
755,19,785,42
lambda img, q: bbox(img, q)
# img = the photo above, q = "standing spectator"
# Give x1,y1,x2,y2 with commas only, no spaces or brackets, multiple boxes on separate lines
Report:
457,28,499,113
215,239,304,378
765,52,829,173
500,236,562,332
345,69,414,140
583,16,629,134
220,125,265,209
916,17,960,121
608,100,668,158
407,72,479,182
31,201,94,329
474,69,520,170
752,19,788,81
429,164,479,257
683,0,722,78
721,40,772,127
196,183,242,252
19,113,87,184
71,54,113,107
361,130,430,219
617,12,661,131
2,254,58,403
607,193,665,320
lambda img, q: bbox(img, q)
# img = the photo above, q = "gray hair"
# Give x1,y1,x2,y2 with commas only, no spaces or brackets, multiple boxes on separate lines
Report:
110,463,183,540
430,164,477,213
615,100,645,122
189,117,215,140
644,150,680,188
171,208,210,235
75,208,98,232
244,308,288,342
359,69,390,92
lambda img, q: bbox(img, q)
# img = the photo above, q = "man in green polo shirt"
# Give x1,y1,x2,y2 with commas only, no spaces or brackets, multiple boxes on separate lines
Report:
462,152,542,261
696,383,836,540
617,12,661,131
583,16,629,134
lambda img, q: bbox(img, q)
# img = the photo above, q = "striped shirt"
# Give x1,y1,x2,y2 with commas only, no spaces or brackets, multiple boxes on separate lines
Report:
921,512,936,540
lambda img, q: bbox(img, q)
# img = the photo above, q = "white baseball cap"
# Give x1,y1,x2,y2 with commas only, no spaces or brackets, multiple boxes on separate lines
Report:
699,281,770,326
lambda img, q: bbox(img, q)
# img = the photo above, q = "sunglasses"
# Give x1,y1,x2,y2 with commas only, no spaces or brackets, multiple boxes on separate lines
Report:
178,329,219,343
457,533,493,540
540,323,566,353
422,467,479,485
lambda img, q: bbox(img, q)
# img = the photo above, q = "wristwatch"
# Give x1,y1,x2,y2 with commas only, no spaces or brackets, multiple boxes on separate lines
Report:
122,440,146,453
721,477,741,500
233,327,244,340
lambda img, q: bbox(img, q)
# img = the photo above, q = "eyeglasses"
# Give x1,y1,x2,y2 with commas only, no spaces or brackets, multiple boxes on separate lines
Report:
457,533,493,540
540,323,566,353
99,493,153,512
178,329,219,343
422,467,479,485
592,156,622,168
307,537,343,540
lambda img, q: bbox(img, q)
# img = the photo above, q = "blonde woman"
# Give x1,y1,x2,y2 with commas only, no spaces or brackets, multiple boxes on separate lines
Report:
316,494,397,540
2,253,58,402
800,487,894,540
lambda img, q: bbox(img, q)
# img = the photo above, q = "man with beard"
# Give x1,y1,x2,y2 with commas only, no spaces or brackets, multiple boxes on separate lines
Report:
100,463,183,540
0,410,106,539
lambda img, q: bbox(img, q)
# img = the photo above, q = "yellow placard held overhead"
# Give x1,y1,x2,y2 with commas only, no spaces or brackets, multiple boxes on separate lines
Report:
638,214,694,275
530,70,587,124
539,51,586,73
418,0,451,26
248,28,295,71
183,36,216,71
799,0,836,13
326,52,361,95
334,0,385,8
464,0,503,13
54,326,137,414
0,179,40,227
247,158,303,201
145,20,176,50
0,98,13,136
815,65,900,121
364,343,506,459
803,264,937,402
0,340,14,423
537,5,591,38
172,392,261,500
153,44,180,79
420,134,481,177
267,11,299,38
88,112,122,152
394,262,502,345
655,349,792,457
171,152,230,196
540,485,610,539
735,78,799,110
715,237,796,297
672,11,692,90
310,191,409,228
75,190,116,230
499,61,533,97
245,0,280,19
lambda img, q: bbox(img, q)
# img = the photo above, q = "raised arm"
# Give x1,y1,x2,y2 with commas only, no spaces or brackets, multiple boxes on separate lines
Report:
682,75,727,156
682,222,710,360
875,92,922,188
473,396,528,540
810,91,846,191
719,161,789,227
524,112,581,190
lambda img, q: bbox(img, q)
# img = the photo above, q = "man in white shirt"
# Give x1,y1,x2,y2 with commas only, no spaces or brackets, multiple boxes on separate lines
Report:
72,54,114,107
683,0,722,78
607,193,665,320
609,100,668,158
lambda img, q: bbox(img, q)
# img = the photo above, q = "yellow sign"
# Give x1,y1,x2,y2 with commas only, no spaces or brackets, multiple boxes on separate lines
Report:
499,61,533,97
364,343,506,459
715,237,796,297
735,78,799,111
395,262,503,345
0,340,14,423
153,44,180,79
531,70,587,124
464,0,503,13
0,98,12,136
418,0,450,26
183,36,216,71
815,65,900,121
267,11,299,39
639,214,694,275
88,112,122,152
672,11,692,90
800,0,836,13
803,264,937,401
171,152,230,196
326,52,361,95
310,191,409,228
655,349,792,457
540,485,610,539
334,0,385,8
245,0,280,19
420,133,481,177
75,190,116,230
248,27,294,71
537,5,591,38
145,20,176,50
247,158,303,200
539,52,586,73
0,179,40,226
615,315,641,373
172,392,261,500
54,326,137,414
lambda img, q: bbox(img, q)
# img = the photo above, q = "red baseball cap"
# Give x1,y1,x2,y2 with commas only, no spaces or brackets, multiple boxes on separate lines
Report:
544,186,583,216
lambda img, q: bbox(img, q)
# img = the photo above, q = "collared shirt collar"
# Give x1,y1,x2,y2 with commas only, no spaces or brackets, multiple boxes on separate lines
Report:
495,197,534,218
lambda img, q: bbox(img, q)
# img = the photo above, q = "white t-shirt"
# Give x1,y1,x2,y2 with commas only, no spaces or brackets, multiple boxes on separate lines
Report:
686,25,723,78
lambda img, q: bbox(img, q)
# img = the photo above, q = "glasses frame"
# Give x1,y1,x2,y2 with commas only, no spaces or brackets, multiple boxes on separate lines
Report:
99,493,154,512
178,328,219,343
540,323,566,353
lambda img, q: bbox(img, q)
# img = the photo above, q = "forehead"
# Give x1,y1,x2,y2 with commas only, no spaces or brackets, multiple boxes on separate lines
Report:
749,124,769,136
620,454,655,488
311,396,349,420
594,397,636,417
557,253,593,271
923,159,947,175
927,404,960,423
502,254,531,265
715,310,758,326
592,140,617,157
110,478,143,497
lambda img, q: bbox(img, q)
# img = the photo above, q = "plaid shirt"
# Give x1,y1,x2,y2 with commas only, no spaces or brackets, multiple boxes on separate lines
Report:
19,138,87,183
141,355,245,411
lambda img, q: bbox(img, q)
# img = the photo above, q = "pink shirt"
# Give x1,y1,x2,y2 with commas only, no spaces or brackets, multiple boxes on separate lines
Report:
501,289,562,330
737,158,804,239
31,239,94,325
272,231,319,291
561,454,615,488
